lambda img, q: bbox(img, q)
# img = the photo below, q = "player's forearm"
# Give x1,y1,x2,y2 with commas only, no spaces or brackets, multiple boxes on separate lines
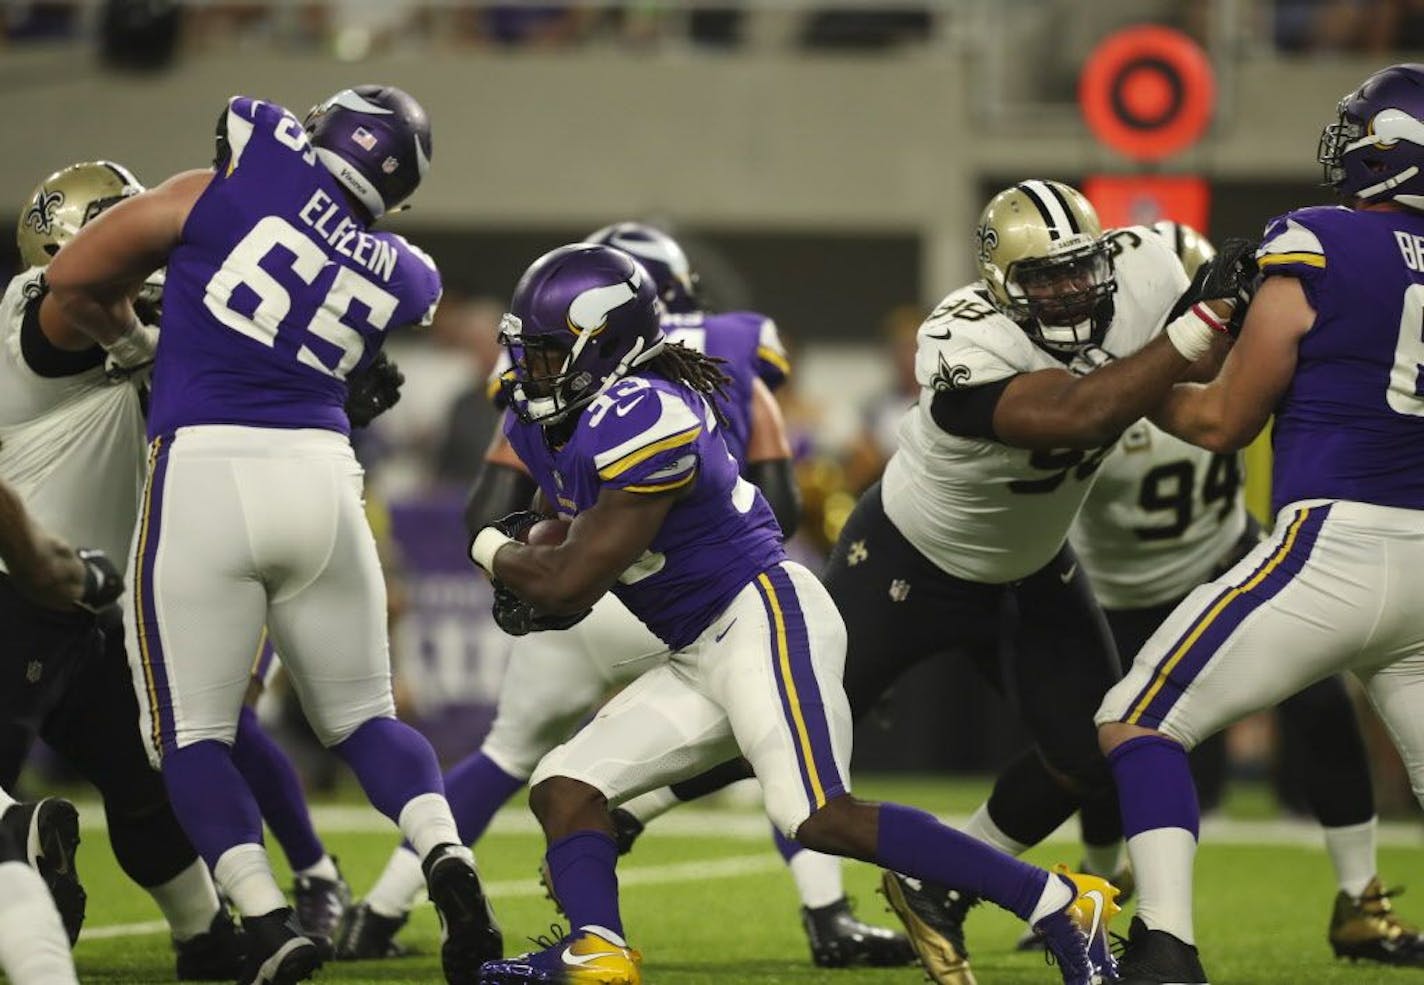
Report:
47,286,141,348
0,482,82,607
490,544,613,615
1151,382,1246,453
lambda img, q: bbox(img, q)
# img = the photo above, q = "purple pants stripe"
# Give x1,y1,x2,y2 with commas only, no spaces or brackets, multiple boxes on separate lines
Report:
135,436,178,757
1124,505,1331,729
754,566,845,815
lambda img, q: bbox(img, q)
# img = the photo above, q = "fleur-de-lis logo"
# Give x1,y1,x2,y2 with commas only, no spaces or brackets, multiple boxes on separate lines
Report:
23,188,63,235
930,354,973,392
975,222,998,265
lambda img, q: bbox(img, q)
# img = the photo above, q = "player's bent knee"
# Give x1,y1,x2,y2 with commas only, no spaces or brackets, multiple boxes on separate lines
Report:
1099,720,1168,755
529,776,608,836
792,794,876,861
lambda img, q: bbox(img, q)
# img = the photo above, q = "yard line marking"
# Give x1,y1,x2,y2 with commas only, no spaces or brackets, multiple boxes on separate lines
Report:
64,801,1424,847
79,853,784,942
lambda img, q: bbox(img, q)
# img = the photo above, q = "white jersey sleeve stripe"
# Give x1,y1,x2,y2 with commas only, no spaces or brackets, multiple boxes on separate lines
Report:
593,390,704,475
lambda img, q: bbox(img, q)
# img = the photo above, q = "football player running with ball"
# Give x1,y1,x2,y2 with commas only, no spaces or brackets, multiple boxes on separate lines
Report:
42,89,499,985
340,223,912,970
468,243,1119,985
1098,62,1424,985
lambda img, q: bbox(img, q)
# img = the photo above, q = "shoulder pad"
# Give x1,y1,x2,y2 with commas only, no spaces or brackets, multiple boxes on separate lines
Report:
916,287,1031,391
584,380,706,493
1256,208,1339,280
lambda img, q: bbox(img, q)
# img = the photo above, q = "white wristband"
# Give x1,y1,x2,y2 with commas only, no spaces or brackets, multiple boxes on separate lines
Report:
470,527,515,572
1165,304,1226,361
102,321,159,368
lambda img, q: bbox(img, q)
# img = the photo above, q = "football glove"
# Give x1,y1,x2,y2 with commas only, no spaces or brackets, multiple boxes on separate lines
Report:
490,579,591,636
1194,237,1260,337
75,547,123,613
489,510,549,543
345,351,405,428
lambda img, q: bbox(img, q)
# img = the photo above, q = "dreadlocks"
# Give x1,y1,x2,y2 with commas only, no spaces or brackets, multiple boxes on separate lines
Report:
646,342,734,426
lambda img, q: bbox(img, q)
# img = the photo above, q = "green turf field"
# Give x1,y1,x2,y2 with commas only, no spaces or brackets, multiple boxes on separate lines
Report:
68,776,1424,984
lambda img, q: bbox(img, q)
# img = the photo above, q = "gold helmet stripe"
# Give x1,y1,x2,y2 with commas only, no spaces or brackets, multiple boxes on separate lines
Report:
1018,179,1080,240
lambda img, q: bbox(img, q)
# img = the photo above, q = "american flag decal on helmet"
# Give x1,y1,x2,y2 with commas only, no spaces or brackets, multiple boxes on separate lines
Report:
351,127,378,152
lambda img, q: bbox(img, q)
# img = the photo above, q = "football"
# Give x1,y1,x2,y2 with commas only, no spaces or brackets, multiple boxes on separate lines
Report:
522,517,572,546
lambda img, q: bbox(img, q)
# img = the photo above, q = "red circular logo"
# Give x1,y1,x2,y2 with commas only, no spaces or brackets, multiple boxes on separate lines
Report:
1079,26,1216,162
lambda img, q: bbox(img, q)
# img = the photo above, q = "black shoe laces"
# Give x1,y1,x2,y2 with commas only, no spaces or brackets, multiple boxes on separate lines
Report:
528,923,569,951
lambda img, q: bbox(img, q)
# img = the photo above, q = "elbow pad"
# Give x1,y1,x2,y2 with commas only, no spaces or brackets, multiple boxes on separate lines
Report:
463,463,538,539
746,458,802,540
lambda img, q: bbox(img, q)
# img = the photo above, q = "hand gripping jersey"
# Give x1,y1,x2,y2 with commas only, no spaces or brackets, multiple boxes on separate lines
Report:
1257,205,1424,512
881,226,1188,583
0,268,146,567
503,374,785,649
1070,419,1247,609
489,308,789,464
149,96,441,439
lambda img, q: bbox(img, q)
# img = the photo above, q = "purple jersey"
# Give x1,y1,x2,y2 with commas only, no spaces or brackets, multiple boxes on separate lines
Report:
504,373,785,649
1258,205,1424,512
150,96,442,439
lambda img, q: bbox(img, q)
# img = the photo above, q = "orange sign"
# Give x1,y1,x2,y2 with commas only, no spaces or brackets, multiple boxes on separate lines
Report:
1082,174,1210,231
1079,25,1216,162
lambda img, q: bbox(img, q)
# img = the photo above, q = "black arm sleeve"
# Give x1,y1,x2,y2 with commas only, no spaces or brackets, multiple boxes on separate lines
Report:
929,378,1013,440
463,462,539,539
20,294,103,379
746,458,802,540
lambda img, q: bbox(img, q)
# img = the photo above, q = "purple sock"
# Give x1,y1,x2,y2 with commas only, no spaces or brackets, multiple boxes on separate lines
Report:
545,831,623,937
876,803,1048,921
331,717,443,823
1109,735,1200,839
162,740,265,869
771,824,802,863
231,706,325,872
445,751,526,845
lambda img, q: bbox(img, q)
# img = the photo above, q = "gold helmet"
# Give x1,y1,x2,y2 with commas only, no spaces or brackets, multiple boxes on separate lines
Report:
1151,220,1216,279
17,161,144,270
975,179,1117,352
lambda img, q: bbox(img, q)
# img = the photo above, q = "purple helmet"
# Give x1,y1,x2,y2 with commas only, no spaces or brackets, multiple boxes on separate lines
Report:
585,221,700,313
304,85,431,218
1319,64,1424,209
499,244,665,425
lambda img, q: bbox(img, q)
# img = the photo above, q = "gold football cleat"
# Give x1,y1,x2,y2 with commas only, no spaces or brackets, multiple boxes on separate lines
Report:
879,870,977,985
1330,876,1424,966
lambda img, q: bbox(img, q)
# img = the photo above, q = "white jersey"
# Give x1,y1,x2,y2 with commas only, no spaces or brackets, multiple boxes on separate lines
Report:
1070,420,1248,609
881,226,1188,583
0,269,146,567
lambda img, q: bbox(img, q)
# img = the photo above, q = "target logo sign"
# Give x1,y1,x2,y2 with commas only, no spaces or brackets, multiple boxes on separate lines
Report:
1079,26,1216,161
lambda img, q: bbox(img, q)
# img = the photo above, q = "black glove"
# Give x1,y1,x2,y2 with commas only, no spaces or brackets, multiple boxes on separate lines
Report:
1196,238,1260,338
75,547,123,613
490,579,591,636
345,351,405,428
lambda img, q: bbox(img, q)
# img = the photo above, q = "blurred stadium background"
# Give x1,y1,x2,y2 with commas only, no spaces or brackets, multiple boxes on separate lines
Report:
4,0,1421,820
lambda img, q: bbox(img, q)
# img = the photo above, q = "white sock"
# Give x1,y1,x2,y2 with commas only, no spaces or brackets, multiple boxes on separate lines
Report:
1027,871,1075,926
0,862,78,984
366,846,426,919
1127,827,1198,944
962,804,1030,857
148,858,222,940
1323,817,1378,900
619,786,680,826
398,793,462,861
296,854,340,883
1082,840,1124,878
0,788,19,818
787,849,844,909
213,843,287,918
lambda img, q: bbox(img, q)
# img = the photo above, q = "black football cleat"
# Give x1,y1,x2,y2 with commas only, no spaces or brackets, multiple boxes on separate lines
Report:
239,907,322,985
333,900,409,960
423,843,503,985
610,807,645,856
1111,915,1209,985
174,908,247,981
292,858,351,959
1329,876,1424,966
802,895,917,967
2,798,85,945
879,871,978,984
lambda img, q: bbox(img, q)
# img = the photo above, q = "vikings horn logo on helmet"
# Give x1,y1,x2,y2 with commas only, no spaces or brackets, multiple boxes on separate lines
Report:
566,269,642,338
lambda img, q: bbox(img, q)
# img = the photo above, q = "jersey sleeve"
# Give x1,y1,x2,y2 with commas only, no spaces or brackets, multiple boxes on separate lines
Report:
753,316,790,388
914,303,1024,393
586,385,707,495
213,96,299,177
388,234,443,329
1257,211,1329,281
